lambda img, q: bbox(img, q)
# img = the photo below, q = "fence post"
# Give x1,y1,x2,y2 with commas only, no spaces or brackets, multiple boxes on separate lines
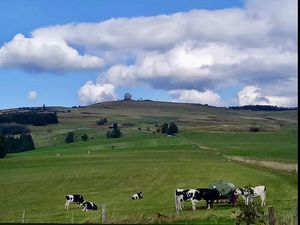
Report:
102,204,106,224
21,209,25,223
71,213,74,224
268,206,275,225
295,206,298,225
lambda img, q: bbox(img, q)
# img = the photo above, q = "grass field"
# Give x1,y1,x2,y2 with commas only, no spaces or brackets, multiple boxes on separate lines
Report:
0,101,298,224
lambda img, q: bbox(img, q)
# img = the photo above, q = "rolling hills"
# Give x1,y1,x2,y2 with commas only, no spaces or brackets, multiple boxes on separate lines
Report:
0,100,298,224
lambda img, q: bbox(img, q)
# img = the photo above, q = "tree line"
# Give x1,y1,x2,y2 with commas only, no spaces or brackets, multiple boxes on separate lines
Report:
0,133,35,158
0,111,58,126
0,124,30,135
229,105,298,111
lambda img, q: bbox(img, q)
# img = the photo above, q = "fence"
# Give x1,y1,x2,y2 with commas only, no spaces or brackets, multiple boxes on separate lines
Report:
19,203,298,224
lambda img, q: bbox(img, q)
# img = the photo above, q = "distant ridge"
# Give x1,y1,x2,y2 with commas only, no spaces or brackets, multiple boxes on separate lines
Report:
229,105,298,111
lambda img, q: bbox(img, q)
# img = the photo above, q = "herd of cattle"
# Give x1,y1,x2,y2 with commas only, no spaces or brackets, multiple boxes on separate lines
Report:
175,185,266,213
65,185,266,212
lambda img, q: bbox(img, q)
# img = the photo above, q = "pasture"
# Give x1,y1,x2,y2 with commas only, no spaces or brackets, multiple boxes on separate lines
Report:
0,101,298,224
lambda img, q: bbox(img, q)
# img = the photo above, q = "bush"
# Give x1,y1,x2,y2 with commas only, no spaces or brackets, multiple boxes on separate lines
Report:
167,122,178,135
161,123,168,134
65,131,75,143
249,127,260,132
236,203,266,225
97,118,108,125
106,128,122,139
81,134,89,141
106,126,122,139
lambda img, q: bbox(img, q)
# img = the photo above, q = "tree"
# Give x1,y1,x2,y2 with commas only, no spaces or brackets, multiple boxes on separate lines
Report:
124,93,132,100
0,135,7,158
106,124,122,139
19,134,35,152
161,123,168,134
65,131,75,143
167,122,178,135
81,134,89,141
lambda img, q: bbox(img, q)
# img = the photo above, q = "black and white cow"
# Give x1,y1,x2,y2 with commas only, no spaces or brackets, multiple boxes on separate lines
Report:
82,201,98,211
65,194,85,210
175,188,222,212
234,185,266,206
131,192,143,200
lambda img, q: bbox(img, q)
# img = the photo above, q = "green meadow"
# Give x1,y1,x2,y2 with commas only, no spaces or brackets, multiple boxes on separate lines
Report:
0,101,298,224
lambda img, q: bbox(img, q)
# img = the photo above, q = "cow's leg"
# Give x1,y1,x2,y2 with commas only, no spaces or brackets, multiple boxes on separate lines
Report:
65,200,69,210
175,195,178,213
249,197,253,204
191,200,197,211
206,200,211,209
181,200,184,210
245,196,249,205
261,195,266,206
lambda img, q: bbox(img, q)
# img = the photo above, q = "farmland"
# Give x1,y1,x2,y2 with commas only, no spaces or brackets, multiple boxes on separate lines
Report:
0,100,298,224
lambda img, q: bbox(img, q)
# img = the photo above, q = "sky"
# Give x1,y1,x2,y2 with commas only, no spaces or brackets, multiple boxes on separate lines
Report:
0,0,297,109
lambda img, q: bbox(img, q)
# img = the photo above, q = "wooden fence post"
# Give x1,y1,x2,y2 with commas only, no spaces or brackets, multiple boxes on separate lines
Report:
295,206,298,225
268,206,275,225
102,204,106,224
21,209,25,223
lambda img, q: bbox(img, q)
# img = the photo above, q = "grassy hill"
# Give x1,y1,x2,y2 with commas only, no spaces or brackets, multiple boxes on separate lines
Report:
0,100,298,224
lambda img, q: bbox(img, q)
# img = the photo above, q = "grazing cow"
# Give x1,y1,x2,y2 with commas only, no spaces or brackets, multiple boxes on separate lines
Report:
65,194,85,210
175,188,222,212
131,192,143,200
82,201,98,211
234,186,266,206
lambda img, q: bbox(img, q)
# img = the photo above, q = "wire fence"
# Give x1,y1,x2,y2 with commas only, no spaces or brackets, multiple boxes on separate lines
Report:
17,198,297,224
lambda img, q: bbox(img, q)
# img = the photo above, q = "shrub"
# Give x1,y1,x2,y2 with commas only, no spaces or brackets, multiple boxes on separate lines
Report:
106,124,122,139
106,129,122,139
65,131,75,143
81,134,89,141
236,203,266,225
249,127,260,132
167,122,178,135
97,118,108,125
161,123,168,134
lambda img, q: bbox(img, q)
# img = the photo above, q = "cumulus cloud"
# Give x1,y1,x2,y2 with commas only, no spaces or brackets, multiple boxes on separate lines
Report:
0,0,297,106
169,89,224,106
78,81,116,105
238,85,297,107
103,42,297,91
0,33,104,72
28,91,38,101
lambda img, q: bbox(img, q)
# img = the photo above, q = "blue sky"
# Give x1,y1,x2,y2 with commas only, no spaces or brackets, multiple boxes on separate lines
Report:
0,0,297,109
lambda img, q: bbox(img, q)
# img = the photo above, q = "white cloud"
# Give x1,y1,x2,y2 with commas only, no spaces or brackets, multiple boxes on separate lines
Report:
0,0,296,106
78,81,116,105
238,85,297,107
0,33,104,72
103,41,296,92
28,91,38,101
169,89,224,107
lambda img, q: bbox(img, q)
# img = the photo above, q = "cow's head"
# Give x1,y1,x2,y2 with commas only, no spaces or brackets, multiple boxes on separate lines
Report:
234,188,242,196
138,192,143,199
